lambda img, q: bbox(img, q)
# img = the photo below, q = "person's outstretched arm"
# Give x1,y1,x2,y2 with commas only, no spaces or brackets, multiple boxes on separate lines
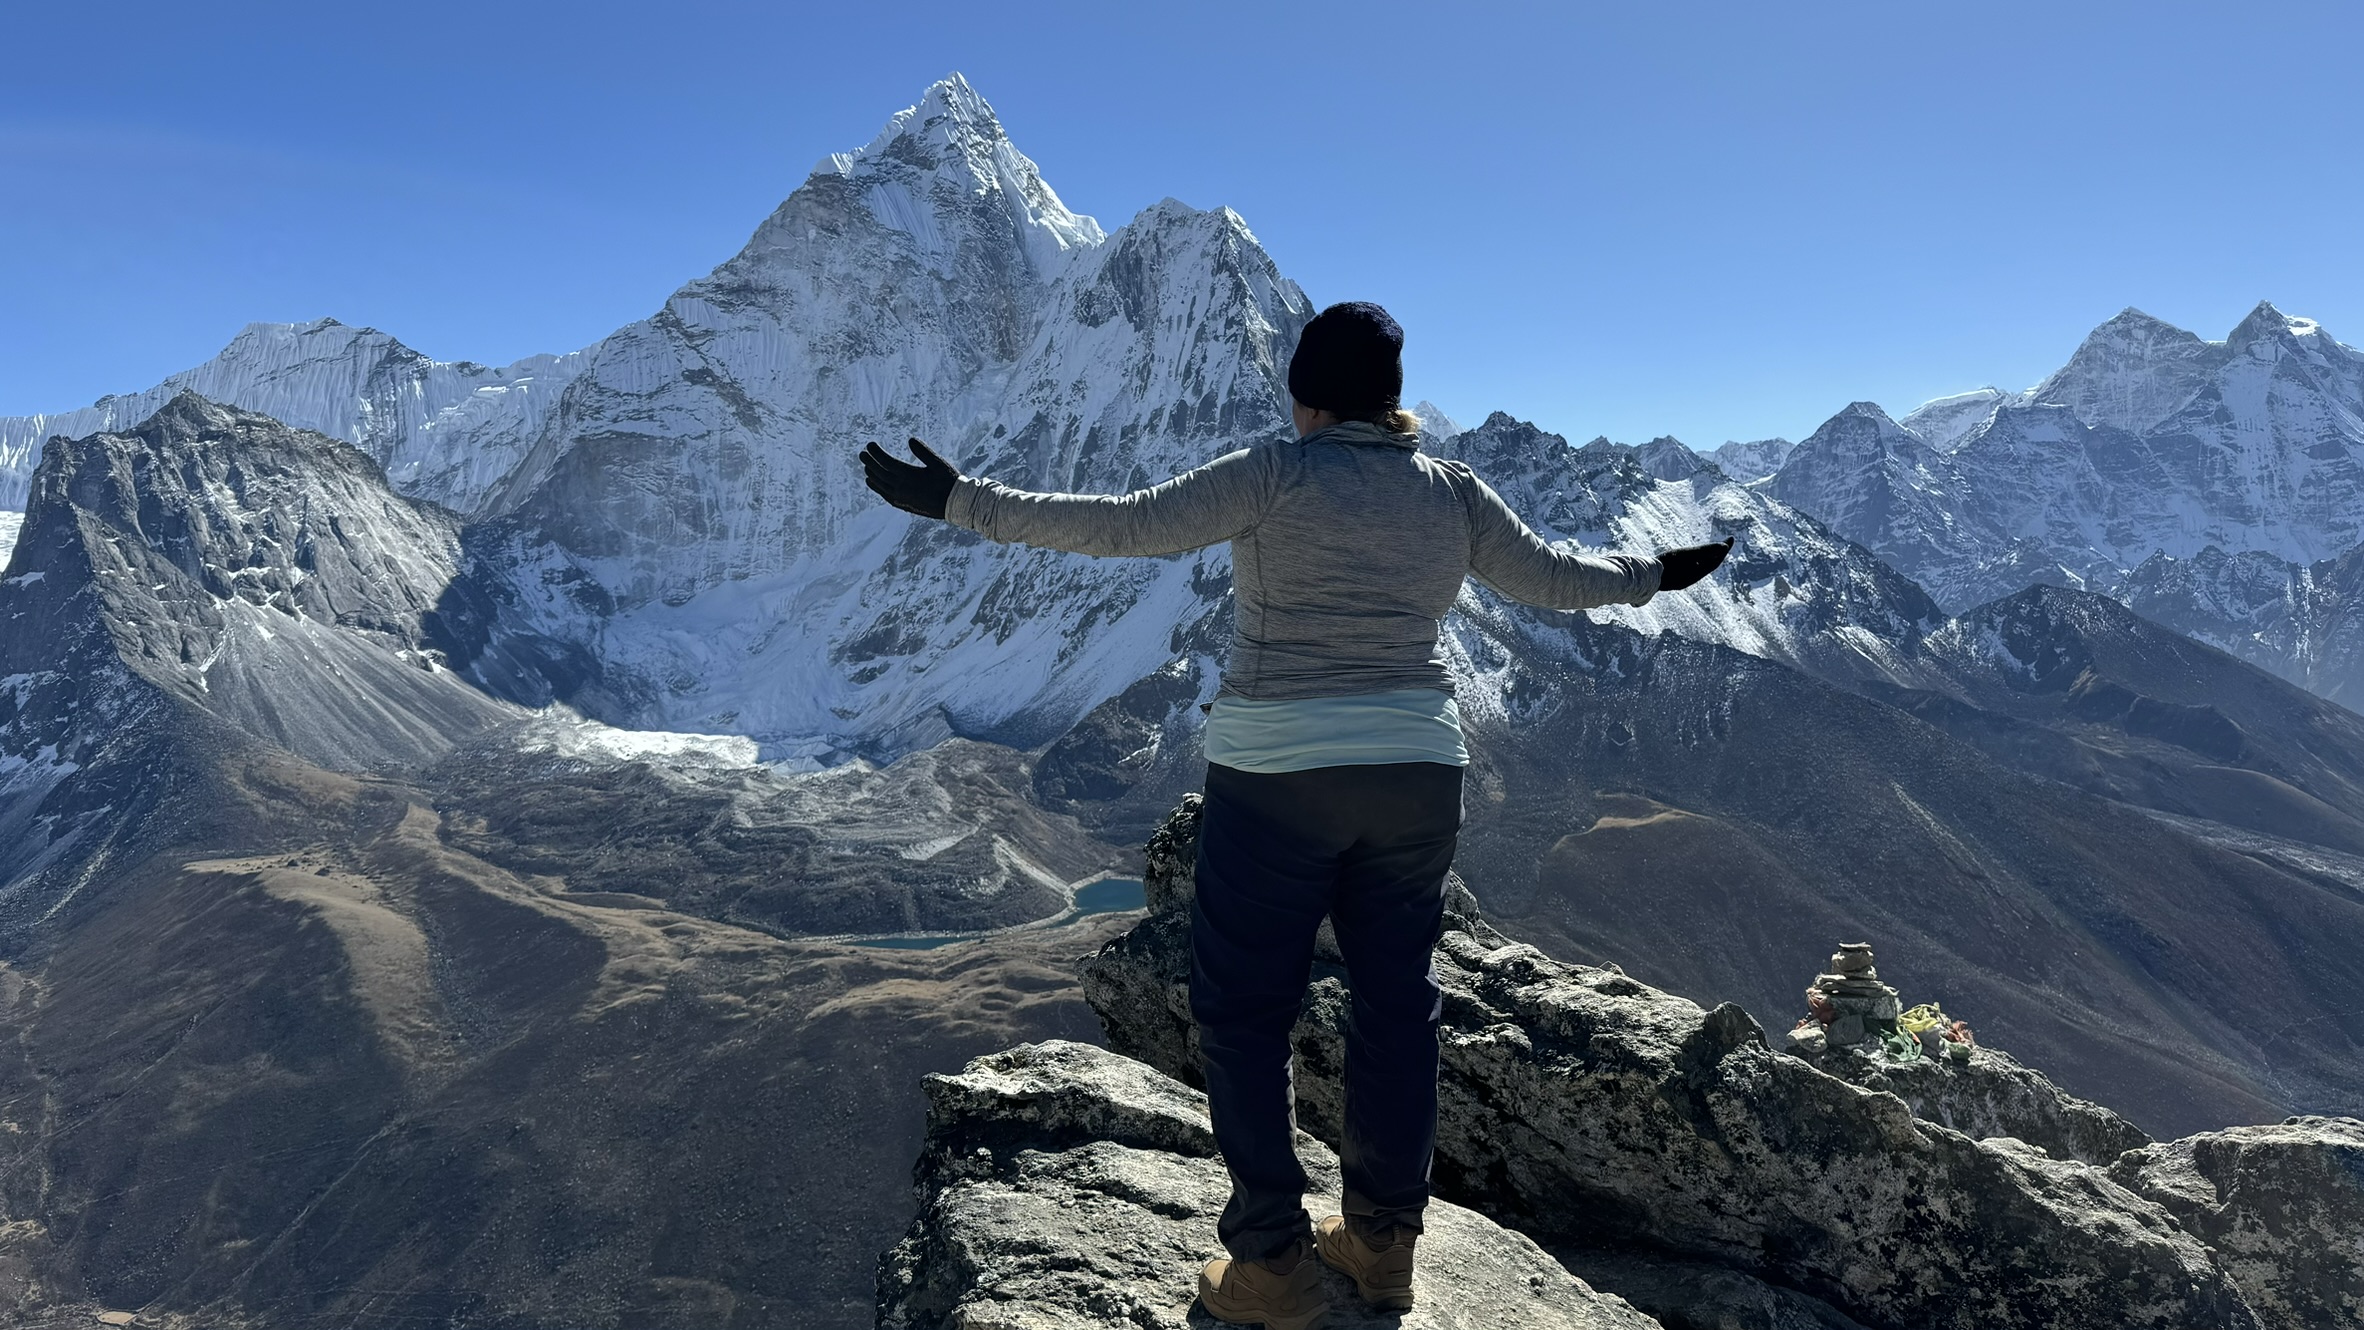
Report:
1460,468,1728,608
863,438,1275,557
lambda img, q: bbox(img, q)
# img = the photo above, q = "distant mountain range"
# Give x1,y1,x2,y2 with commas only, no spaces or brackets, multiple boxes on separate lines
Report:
1759,305,2364,705
3,74,2364,1329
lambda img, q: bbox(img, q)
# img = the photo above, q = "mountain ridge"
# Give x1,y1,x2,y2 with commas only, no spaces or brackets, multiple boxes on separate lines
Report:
1762,302,2364,699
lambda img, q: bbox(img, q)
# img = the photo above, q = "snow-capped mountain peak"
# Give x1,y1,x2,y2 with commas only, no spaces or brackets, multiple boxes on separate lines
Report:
1412,401,1462,441
2028,305,2218,434
1765,303,2364,680
809,72,1104,278
1706,437,1794,482
1898,387,2012,452
2227,299,2310,347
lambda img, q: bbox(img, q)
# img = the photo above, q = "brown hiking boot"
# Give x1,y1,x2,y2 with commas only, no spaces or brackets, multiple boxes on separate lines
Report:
1198,1238,1328,1330
1315,1214,1417,1310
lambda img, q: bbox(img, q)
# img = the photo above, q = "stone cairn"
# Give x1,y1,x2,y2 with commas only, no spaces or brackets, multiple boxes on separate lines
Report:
1787,942,1972,1063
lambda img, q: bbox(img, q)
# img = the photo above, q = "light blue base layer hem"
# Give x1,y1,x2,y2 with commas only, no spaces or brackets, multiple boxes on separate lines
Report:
1203,686,1469,774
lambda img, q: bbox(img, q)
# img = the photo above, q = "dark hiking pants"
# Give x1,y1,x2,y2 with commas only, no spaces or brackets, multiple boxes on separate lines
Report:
1189,759,1464,1261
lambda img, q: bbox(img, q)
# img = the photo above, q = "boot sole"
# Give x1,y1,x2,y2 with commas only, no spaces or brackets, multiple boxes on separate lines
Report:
1198,1272,1329,1330
1197,1296,1329,1330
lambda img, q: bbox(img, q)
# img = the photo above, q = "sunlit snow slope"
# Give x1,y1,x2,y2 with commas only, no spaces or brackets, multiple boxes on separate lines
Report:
0,321,584,515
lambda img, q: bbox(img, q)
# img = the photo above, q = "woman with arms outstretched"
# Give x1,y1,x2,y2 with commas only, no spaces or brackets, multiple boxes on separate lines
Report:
863,302,1729,1329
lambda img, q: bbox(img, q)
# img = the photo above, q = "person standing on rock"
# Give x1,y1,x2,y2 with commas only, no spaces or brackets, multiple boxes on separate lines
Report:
862,301,1730,1329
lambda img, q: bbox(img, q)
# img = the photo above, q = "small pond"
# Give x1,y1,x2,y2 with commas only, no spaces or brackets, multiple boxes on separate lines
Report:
848,877,1147,950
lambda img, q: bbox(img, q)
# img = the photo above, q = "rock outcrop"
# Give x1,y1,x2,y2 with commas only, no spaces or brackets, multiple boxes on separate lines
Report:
876,1040,1660,1329
2111,1116,2364,1330
1081,798,2263,1330
1798,1041,2150,1167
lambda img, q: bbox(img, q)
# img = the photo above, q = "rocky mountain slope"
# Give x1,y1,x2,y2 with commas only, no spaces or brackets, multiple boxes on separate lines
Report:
0,740,1137,1330
1706,436,1793,482
0,392,520,935
2119,541,2364,709
0,392,1127,945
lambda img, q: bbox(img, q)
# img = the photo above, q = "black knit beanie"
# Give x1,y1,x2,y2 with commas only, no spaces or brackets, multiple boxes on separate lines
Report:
1287,301,1404,416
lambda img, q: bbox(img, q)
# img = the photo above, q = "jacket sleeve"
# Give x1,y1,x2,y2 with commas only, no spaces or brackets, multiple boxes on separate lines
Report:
1457,467,1662,609
945,447,1275,556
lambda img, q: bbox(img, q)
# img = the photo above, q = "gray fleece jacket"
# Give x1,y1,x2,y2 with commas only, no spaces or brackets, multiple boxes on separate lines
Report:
946,421,1662,701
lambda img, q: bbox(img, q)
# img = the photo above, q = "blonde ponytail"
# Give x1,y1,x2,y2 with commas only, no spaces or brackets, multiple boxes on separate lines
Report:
1333,405,1422,434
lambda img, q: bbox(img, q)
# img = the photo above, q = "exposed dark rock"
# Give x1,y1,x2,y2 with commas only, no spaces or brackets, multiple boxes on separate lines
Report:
876,1040,1662,1329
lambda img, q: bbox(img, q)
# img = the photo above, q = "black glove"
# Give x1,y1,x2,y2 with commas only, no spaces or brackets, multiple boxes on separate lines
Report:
1656,537,1733,592
861,437,960,520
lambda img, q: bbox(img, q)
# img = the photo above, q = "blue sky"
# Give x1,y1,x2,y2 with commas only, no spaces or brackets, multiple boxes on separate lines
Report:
4,1,2360,447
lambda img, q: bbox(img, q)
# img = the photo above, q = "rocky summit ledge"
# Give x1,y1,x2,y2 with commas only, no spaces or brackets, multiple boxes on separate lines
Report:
1075,796,2364,1330
876,1040,1659,1330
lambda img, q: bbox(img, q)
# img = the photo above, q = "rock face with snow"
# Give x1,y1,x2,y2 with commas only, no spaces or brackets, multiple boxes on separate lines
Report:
1759,402,2007,607
1769,306,2364,693
0,319,582,514
1707,435,1794,482
1898,387,2012,451
875,1040,1661,1330
425,75,1305,767
2030,308,2229,436
0,392,526,933
2118,543,2364,710
1081,799,2270,1330
1438,414,1941,687
1411,399,1463,442
5,393,517,772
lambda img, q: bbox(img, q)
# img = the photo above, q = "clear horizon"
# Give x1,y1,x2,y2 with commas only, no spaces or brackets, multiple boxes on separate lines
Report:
3,1,2359,449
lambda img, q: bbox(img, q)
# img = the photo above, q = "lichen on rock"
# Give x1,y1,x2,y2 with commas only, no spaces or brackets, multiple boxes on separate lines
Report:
2109,1115,2364,1329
